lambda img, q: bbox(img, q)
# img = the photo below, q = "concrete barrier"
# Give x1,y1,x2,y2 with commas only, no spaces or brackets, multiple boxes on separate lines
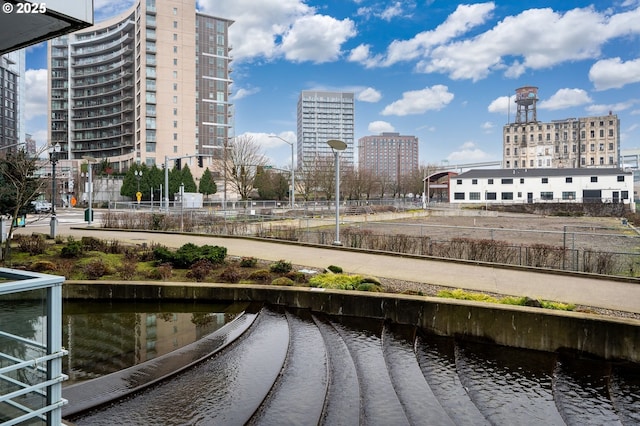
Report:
63,281,640,363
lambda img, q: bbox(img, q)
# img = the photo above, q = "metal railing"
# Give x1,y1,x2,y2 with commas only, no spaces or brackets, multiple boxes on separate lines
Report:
0,268,67,425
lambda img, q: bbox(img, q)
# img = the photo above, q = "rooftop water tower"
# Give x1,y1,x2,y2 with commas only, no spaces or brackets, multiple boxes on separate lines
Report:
514,86,538,124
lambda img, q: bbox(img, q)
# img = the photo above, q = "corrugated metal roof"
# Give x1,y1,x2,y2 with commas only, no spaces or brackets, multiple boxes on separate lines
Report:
456,168,630,179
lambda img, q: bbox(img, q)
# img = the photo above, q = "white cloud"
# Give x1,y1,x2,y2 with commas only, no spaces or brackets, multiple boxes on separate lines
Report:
538,88,592,110
586,100,638,115
481,121,494,132
357,87,382,103
281,15,356,63
381,85,454,116
24,69,47,120
94,0,135,21
379,2,405,21
198,0,355,64
447,141,492,163
349,4,640,82
488,95,515,115
379,3,495,68
368,121,395,133
232,87,261,100
589,57,640,90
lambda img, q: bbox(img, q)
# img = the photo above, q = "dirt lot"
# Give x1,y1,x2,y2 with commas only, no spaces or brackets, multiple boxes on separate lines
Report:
351,212,640,254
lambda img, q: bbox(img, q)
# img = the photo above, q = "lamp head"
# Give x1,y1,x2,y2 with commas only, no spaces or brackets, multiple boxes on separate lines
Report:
327,139,347,151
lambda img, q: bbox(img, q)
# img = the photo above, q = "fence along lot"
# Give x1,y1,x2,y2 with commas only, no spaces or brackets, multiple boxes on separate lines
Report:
101,209,640,277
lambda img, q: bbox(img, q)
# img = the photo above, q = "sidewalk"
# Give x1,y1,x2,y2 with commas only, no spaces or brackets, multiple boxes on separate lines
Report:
62,227,640,314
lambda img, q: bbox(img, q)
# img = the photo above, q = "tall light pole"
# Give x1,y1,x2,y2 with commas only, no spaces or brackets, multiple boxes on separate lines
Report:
82,156,97,225
48,142,61,238
269,135,295,209
327,139,347,246
135,169,142,192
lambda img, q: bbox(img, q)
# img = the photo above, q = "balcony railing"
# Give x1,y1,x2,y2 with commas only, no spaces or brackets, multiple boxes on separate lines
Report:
0,268,67,425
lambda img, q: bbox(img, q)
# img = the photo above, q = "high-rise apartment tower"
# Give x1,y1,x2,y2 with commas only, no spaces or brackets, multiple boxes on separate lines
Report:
503,86,620,169
48,0,233,172
296,90,354,166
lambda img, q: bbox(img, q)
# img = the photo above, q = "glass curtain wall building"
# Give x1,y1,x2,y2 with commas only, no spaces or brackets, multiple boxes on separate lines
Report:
48,0,233,173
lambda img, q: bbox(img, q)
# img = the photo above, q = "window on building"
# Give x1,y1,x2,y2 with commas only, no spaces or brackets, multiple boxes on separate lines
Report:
581,157,586,165
488,179,493,184
506,147,510,155
541,177,548,184
566,177,572,183
562,191,576,200
591,176,598,182
501,178,513,184
540,192,553,200
470,192,480,200
173,133,178,140
609,157,614,165
456,179,462,184
501,192,513,200
622,191,629,200
454,193,465,200
486,192,497,200
617,175,625,182
520,178,524,183
530,160,534,167
472,179,477,184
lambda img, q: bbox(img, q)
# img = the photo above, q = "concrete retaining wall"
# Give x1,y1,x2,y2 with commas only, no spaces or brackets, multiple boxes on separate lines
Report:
63,281,640,363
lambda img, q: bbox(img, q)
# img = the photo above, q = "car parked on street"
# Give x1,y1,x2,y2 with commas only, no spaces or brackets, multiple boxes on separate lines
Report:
31,201,52,214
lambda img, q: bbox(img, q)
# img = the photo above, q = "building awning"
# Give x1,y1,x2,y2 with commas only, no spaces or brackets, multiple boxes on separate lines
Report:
0,0,93,55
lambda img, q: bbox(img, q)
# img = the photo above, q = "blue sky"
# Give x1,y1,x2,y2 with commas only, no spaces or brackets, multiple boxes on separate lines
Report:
24,0,640,169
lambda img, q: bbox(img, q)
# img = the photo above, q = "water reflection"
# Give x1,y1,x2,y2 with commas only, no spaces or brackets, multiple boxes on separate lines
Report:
63,300,244,384
1,298,244,387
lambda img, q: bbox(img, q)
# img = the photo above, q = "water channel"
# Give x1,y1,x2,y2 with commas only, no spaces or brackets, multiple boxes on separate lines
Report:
2,298,639,425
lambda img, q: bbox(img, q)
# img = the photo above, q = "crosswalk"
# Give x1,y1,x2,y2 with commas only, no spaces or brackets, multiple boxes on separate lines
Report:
23,210,100,228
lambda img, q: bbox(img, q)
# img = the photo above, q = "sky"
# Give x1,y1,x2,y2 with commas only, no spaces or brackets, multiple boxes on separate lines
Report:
23,0,640,169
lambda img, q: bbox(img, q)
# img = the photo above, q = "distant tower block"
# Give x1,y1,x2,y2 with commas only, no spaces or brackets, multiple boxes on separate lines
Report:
514,86,538,124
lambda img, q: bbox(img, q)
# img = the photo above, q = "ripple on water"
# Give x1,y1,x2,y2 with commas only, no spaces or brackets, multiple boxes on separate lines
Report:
248,310,328,425
553,353,624,426
455,340,565,426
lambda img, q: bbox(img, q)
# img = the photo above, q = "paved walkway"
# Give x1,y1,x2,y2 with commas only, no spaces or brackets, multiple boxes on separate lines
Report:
54,226,640,315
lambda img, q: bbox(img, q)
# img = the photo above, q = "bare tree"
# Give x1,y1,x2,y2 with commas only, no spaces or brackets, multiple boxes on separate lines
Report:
0,147,47,260
225,135,268,200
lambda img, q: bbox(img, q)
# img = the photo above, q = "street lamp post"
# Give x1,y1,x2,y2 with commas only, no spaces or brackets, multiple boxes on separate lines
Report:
327,139,347,246
269,135,295,209
135,170,142,192
82,156,97,225
48,143,61,238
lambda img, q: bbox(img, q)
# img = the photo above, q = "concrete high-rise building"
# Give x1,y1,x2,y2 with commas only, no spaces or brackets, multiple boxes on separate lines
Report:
0,49,25,153
503,86,620,169
358,132,419,182
48,0,233,173
296,90,354,166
